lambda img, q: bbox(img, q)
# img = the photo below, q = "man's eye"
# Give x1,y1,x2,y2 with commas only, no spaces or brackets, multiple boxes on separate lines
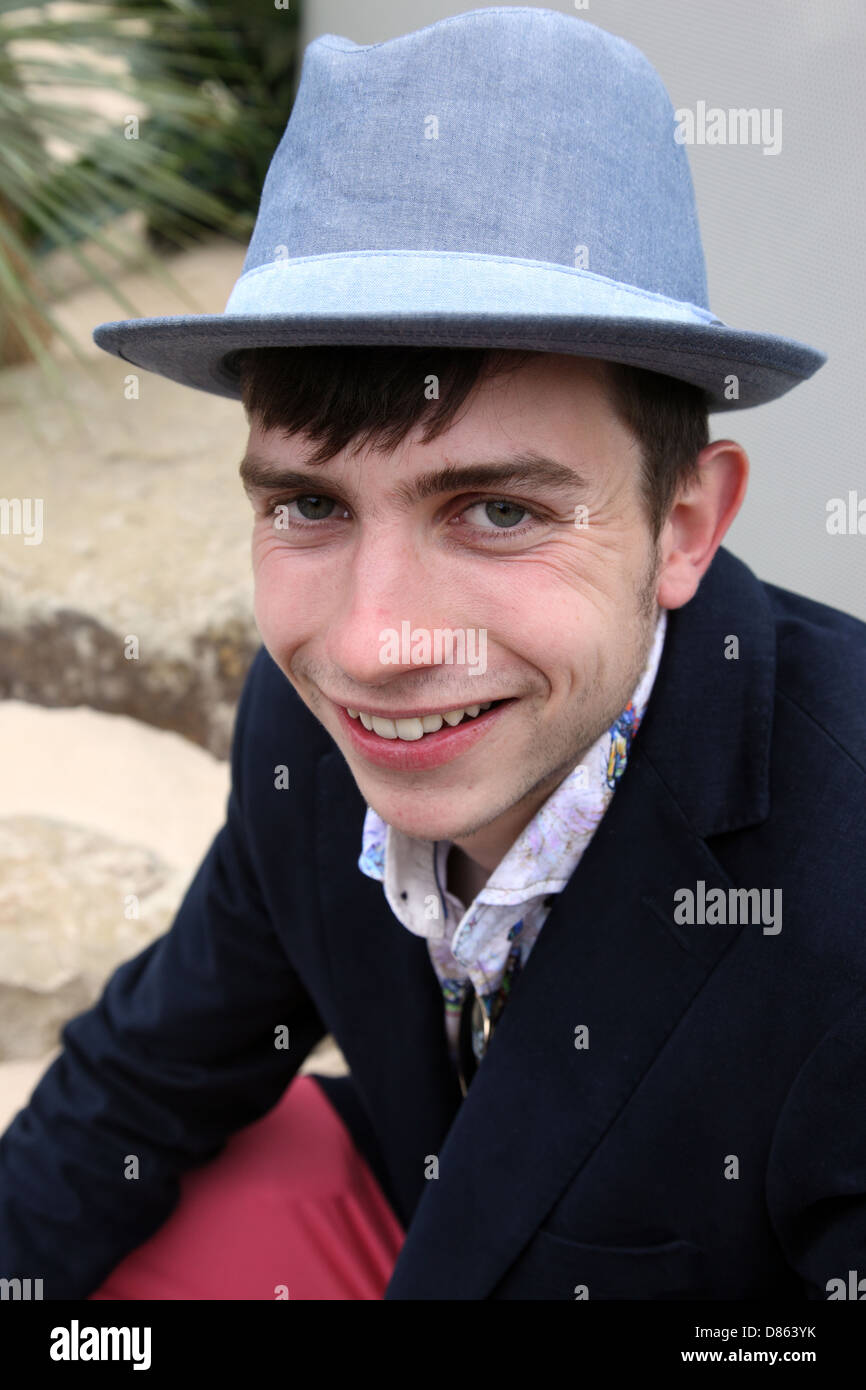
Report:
267,494,337,521
295,495,336,520
463,499,531,529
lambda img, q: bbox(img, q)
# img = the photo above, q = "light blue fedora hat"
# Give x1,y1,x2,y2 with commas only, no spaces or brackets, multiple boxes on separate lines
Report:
92,6,825,411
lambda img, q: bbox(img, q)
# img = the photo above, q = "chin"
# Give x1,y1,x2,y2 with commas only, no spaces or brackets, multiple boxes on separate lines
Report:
362,794,480,843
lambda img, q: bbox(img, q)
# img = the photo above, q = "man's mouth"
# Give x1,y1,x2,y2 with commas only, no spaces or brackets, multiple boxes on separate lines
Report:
343,699,507,742
333,696,515,770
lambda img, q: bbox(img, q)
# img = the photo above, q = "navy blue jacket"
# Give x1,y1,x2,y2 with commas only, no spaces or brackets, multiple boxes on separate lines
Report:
2,546,865,1300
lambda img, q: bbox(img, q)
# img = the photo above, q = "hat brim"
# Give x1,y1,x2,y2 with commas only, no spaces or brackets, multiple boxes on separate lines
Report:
90,250,825,410
92,308,825,411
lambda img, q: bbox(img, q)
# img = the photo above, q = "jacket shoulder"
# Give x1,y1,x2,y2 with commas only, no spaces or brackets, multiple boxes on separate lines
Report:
762,577,866,773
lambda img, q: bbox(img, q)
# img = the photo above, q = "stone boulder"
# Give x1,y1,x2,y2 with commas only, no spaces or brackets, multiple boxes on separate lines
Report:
0,814,180,1060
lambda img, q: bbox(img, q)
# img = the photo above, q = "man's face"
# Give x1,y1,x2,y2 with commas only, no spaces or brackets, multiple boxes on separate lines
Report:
242,352,662,865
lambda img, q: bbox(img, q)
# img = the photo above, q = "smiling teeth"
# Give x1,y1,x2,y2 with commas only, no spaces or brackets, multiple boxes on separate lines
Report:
348,703,492,740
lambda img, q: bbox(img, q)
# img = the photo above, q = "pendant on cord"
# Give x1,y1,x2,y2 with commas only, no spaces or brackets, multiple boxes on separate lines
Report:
457,986,494,1098
455,932,525,1098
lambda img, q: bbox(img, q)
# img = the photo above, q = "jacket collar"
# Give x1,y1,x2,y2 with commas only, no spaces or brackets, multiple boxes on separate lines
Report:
636,544,775,838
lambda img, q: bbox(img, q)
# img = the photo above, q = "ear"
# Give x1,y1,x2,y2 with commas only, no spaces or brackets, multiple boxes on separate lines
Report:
656,440,749,610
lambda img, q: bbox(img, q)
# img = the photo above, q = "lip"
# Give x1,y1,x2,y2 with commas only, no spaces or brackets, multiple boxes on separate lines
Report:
332,697,514,770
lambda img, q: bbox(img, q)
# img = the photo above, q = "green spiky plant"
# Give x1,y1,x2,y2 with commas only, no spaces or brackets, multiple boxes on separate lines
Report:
0,0,300,390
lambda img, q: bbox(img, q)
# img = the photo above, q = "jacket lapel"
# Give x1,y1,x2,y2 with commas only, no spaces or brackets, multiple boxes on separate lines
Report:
383,546,778,1297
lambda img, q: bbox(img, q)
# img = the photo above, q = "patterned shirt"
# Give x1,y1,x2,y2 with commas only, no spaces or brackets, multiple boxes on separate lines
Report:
358,608,668,1071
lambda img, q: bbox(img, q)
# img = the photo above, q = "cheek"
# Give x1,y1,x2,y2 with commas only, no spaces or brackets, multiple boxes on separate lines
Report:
250,531,318,644
251,574,283,650
496,536,649,698
496,531,640,626
499,583,605,694
251,522,292,570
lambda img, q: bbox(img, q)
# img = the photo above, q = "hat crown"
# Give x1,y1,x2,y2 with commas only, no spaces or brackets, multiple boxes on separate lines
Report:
91,6,826,409
241,6,709,309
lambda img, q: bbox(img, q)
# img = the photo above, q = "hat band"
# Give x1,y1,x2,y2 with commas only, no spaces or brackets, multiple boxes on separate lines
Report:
224,250,723,327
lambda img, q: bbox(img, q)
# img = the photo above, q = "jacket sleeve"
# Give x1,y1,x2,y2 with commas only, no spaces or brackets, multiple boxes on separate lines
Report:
766,985,866,1299
0,653,329,1298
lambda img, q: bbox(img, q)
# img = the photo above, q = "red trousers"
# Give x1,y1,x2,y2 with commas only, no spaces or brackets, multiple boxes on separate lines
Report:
88,1075,405,1300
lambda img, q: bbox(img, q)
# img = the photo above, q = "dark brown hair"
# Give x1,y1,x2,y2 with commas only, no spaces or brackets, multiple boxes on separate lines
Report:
232,345,708,541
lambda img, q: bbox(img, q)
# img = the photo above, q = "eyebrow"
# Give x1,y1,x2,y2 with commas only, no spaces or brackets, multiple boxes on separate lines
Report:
238,449,587,504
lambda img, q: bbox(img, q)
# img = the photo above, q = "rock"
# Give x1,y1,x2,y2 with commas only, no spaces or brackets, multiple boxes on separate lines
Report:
0,815,182,1061
0,704,348,1075
0,238,261,759
0,702,228,1061
0,600,259,761
0,701,231,872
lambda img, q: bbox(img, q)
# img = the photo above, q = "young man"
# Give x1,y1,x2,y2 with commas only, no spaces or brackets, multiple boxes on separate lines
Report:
2,9,864,1301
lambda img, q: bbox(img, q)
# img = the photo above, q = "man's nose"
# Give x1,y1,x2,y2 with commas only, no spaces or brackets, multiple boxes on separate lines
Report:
325,529,449,689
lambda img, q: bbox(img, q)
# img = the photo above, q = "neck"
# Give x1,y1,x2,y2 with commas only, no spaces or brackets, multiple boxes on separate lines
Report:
446,844,492,905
